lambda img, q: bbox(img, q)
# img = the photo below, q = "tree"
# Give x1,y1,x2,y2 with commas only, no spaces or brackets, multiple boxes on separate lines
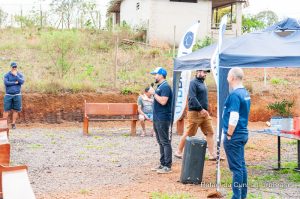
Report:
242,15,265,33
41,31,79,78
77,0,100,29
50,0,81,29
255,10,278,27
0,8,8,28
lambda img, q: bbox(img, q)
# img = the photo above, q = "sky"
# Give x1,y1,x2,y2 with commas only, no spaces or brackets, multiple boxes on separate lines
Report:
0,0,299,26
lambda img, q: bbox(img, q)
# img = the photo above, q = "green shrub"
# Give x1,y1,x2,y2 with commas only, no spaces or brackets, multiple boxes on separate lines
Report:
270,77,288,85
41,30,79,78
120,87,133,95
267,99,294,117
193,36,214,51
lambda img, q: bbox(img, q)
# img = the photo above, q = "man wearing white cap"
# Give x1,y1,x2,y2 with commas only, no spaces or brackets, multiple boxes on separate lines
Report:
150,67,173,174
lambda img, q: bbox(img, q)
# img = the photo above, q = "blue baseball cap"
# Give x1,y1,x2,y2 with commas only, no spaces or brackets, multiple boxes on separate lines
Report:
150,67,167,77
10,62,17,68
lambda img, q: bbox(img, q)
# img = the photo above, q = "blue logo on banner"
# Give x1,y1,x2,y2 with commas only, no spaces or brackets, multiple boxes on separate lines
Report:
183,31,194,49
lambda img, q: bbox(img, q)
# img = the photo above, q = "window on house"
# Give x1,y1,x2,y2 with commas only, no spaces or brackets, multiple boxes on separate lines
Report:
170,0,198,3
136,2,140,10
212,4,236,29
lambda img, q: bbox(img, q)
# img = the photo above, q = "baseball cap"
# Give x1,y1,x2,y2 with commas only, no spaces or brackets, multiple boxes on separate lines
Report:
10,62,17,68
150,67,167,76
196,68,210,73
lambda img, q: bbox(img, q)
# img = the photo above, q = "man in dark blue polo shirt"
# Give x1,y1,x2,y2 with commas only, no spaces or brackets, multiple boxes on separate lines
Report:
150,67,173,174
222,67,251,199
3,62,25,129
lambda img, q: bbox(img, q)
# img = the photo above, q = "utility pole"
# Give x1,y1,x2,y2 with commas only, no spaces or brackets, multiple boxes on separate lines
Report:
40,4,43,28
114,36,119,88
20,6,23,28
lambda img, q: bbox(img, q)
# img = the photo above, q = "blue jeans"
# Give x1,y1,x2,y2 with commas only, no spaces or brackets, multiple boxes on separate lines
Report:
224,135,248,199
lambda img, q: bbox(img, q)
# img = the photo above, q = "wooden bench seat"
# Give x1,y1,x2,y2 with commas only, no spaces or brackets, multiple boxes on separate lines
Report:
83,101,138,136
0,119,10,167
0,165,35,199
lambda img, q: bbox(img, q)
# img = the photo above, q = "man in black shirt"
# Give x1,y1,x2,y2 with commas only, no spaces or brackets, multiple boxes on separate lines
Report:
175,69,217,160
149,67,173,174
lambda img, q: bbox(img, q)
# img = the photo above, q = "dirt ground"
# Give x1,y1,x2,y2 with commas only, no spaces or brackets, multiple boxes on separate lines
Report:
9,120,300,199
1,90,299,125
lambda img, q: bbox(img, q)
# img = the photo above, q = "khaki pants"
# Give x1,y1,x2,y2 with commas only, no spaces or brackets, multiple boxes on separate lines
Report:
186,111,214,136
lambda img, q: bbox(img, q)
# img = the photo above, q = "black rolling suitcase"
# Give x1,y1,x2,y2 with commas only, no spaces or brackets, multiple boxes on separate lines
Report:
180,136,207,184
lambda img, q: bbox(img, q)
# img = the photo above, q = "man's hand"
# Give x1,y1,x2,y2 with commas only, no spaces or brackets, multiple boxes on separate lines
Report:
144,114,150,120
149,87,155,95
15,81,19,84
200,109,209,117
227,135,232,140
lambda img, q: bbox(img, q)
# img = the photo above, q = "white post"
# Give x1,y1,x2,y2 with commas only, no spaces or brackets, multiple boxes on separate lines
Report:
264,68,267,86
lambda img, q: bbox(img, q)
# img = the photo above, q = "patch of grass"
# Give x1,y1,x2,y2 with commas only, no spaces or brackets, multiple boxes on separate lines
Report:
280,162,300,183
111,159,119,163
85,145,103,150
283,140,297,146
247,193,263,199
245,143,256,150
27,143,43,149
270,78,288,85
248,165,265,170
93,136,103,140
120,87,134,95
151,192,193,199
249,173,280,183
79,189,89,195
46,133,55,138
122,133,130,137
221,168,232,186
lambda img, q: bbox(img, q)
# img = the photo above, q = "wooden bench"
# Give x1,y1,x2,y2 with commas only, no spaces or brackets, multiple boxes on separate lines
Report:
0,119,10,168
83,101,138,136
0,165,35,199
0,119,9,139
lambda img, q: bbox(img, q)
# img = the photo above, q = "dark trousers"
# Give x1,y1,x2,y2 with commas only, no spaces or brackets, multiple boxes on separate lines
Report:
224,135,248,199
153,121,172,168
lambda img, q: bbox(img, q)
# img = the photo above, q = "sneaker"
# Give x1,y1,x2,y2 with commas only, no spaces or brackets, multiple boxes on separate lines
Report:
157,166,172,174
151,165,163,171
11,124,16,129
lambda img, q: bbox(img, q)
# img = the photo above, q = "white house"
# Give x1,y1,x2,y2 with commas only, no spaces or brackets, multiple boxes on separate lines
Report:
108,0,246,46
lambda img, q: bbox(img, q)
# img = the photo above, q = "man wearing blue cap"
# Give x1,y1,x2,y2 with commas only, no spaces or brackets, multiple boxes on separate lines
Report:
150,67,173,174
3,62,25,129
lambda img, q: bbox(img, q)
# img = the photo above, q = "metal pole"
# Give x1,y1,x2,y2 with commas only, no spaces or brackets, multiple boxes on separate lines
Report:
173,25,176,58
114,36,119,88
278,136,281,169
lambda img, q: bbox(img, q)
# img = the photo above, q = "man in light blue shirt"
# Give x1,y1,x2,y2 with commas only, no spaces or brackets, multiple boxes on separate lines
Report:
222,67,251,199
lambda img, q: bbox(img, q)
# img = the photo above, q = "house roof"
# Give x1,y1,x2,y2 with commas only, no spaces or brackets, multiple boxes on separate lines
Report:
107,0,122,13
107,0,247,13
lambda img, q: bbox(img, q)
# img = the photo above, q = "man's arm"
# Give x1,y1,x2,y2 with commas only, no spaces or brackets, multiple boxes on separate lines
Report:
16,73,25,85
154,85,171,106
154,94,168,105
4,74,17,86
226,94,241,139
227,112,239,139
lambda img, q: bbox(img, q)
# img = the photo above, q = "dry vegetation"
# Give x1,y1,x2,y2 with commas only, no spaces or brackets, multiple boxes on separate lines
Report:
0,27,173,94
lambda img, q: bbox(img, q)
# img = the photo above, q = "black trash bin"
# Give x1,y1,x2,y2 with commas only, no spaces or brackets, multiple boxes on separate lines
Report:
180,136,207,184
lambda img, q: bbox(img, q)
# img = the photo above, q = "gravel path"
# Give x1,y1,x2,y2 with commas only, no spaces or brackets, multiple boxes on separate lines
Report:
10,126,183,196
7,123,300,199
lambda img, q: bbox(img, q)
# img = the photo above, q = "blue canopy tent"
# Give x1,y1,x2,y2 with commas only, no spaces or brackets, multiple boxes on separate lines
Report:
172,17,300,187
